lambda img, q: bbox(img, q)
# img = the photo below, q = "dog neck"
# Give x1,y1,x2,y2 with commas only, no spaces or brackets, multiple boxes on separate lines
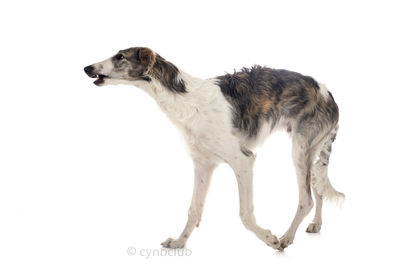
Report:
131,68,221,130
130,69,198,125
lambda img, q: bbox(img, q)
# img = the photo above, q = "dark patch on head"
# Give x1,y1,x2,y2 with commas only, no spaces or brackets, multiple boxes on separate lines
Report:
138,48,156,69
111,47,156,79
108,47,184,93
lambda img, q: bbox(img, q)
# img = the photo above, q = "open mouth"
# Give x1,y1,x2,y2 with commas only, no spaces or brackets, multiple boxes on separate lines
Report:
90,73,109,85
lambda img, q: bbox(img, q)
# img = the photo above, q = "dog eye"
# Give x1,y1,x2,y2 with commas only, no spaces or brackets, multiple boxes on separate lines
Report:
116,54,124,60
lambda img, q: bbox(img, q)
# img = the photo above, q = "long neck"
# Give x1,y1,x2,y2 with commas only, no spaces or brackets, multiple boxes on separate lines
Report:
132,69,201,126
130,54,222,127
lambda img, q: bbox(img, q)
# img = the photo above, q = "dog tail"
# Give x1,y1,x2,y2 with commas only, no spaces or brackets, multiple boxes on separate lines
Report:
312,126,345,205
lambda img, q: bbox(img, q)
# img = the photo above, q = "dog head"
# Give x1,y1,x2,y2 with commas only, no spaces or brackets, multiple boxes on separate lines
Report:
84,47,155,86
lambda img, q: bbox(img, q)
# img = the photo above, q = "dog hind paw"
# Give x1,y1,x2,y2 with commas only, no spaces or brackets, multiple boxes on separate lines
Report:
306,222,322,233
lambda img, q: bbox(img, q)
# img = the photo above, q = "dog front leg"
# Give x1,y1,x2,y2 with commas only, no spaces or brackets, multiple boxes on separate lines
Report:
161,160,216,248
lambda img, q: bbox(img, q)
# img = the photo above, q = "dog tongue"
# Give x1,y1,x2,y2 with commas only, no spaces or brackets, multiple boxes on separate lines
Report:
94,77,103,85
93,74,106,85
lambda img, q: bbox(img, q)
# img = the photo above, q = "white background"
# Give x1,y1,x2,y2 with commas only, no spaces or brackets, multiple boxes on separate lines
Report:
1,0,399,270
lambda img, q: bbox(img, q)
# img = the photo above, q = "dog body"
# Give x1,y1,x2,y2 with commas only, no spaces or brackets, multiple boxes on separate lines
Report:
84,47,344,250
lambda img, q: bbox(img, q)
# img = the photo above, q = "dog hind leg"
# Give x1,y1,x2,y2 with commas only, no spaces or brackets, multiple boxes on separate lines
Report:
306,186,323,233
307,126,344,233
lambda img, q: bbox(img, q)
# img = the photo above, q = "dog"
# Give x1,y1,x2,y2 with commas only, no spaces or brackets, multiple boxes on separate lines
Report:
84,47,344,250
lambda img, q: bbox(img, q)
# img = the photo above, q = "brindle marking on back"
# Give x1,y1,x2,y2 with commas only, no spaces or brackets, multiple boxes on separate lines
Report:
216,65,338,138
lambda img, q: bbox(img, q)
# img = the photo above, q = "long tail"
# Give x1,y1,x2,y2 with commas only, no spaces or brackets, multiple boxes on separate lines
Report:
312,126,345,205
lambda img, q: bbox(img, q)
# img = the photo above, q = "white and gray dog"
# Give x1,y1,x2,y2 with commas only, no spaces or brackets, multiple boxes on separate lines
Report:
84,47,344,251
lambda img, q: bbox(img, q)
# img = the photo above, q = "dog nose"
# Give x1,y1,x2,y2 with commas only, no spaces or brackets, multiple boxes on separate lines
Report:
84,65,94,75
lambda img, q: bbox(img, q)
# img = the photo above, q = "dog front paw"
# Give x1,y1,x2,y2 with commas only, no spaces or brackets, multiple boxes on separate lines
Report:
277,234,293,251
161,237,186,249
267,234,280,249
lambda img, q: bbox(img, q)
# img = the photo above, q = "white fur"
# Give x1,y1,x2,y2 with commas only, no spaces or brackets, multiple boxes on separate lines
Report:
318,83,330,101
107,69,281,249
128,71,242,163
94,58,114,75
312,128,345,205
101,65,341,251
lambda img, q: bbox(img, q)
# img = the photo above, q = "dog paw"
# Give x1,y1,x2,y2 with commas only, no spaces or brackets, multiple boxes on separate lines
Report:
277,234,293,251
306,222,322,233
267,234,281,249
161,237,186,249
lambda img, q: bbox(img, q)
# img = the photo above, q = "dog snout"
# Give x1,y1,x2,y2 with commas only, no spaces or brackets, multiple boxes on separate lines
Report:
84,65,95,76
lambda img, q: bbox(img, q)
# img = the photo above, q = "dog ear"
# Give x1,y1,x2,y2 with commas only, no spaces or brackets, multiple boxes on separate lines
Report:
138,48,156,71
